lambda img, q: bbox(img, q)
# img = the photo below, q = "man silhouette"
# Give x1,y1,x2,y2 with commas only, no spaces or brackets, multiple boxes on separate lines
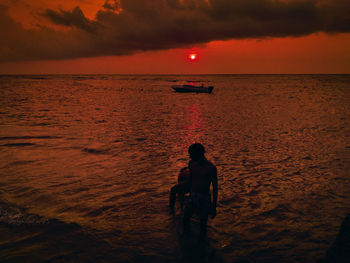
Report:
183,143,218,239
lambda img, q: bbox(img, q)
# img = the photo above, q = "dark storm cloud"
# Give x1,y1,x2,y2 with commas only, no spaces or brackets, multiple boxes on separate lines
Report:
42,7,96,33
103,0,122,12
1,0,350,61
0,5,97,61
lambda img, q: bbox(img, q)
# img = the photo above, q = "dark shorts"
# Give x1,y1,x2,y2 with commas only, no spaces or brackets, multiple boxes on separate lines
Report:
187,192,211,220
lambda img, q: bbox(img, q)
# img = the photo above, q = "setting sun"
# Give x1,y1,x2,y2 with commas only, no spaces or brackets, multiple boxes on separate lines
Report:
188,53,197,61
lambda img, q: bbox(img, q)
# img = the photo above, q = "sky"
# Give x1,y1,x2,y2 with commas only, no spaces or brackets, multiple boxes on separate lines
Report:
0,0,349,74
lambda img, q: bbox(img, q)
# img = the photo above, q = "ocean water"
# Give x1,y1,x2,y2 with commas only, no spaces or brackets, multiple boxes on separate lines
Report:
0,74,349,263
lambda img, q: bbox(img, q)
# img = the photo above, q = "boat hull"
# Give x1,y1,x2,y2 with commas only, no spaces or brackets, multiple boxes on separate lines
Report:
171,85,214,93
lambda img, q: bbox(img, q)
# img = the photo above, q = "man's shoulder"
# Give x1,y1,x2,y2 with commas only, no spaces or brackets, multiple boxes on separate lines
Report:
206,160,217,171
189,159,216,170
206,159,215,166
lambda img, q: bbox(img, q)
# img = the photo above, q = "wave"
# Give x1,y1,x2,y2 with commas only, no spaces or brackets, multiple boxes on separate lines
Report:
0,136,61,141
0,200,123,263
0,201,48,226
1,142,36,147
82,147,110,154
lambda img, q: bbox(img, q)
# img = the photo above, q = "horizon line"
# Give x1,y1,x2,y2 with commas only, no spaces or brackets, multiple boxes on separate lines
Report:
1,73,350,76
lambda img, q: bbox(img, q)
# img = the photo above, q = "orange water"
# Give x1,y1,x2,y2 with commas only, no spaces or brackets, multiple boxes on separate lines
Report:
0,75,349,262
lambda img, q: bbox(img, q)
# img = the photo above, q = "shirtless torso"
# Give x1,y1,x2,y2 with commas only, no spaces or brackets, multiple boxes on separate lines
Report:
189,159,217,196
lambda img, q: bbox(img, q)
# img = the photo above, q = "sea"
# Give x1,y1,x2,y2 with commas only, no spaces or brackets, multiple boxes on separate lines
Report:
0,74,349,263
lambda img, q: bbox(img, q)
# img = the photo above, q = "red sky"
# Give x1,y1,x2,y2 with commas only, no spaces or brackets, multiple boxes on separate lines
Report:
0,0,349,74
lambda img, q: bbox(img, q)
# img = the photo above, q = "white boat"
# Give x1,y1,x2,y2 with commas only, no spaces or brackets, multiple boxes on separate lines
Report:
171,84,214,93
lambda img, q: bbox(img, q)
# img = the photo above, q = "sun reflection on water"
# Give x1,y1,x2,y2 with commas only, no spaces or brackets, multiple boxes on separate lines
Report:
184,103,203,145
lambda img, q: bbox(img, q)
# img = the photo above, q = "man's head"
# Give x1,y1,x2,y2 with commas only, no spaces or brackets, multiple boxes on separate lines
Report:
178,167,189,182
188,143,205,161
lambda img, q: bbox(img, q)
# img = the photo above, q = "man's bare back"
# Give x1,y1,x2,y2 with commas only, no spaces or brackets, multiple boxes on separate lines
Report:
189,159,217,195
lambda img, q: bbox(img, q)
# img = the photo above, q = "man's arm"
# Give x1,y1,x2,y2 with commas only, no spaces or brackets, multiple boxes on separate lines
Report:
211,166,218,218
187,161,193,191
